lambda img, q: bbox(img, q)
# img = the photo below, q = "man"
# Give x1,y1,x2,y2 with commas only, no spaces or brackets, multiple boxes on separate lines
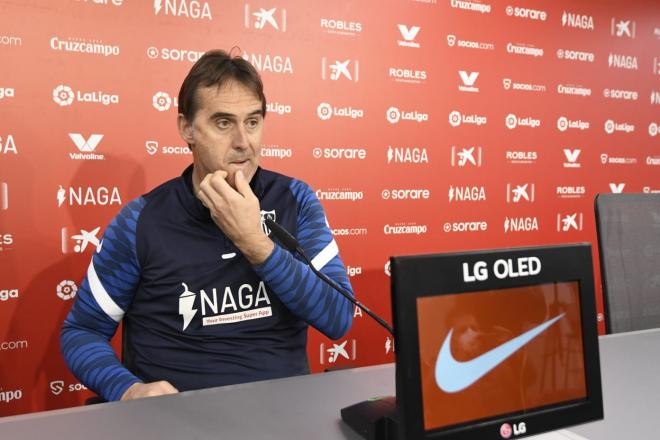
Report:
60,50,354,401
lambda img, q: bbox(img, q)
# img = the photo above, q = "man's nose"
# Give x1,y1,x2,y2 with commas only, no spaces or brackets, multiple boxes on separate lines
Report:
232,124,249,149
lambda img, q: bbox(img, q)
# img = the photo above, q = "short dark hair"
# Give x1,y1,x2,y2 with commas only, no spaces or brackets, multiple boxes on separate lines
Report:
178,49,267,121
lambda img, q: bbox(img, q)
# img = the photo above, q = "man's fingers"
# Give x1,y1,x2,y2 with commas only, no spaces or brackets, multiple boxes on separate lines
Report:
234,170,255,199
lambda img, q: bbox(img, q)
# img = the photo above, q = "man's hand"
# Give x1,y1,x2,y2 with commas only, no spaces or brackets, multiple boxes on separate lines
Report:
120,381,179,400
197,170,274,264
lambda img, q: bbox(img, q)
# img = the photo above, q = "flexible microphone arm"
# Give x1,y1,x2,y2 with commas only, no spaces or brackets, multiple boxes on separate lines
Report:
265,218,394,336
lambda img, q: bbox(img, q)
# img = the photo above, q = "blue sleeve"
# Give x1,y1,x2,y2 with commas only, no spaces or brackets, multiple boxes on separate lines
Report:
60,197,145,401
253,180,354,340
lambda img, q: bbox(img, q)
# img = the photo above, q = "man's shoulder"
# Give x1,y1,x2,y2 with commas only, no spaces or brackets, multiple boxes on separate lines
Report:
257,167,311,195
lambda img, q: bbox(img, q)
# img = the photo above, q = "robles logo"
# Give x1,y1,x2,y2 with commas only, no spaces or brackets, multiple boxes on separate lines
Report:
317,102,363,120
389,66,427,84
506,150,537,164
556,186,586,199
386,106,428,124
320,18,362,36
52,84,119,106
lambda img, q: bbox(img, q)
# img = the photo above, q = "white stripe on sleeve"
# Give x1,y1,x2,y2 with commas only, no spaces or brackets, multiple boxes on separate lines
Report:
87,260,125,322
311,239,339,271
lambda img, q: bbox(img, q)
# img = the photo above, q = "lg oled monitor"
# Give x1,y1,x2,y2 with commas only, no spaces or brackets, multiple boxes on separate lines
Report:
390,244,603,439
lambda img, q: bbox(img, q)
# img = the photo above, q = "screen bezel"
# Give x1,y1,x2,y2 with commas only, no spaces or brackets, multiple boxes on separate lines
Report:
391,243,603,440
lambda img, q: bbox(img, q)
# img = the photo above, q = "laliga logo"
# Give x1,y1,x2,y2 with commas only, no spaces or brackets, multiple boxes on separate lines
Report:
449,111,462,127
152,91,172,111
557,116,568,131
505,114,517,129
317,102,333,120
500,422,526,438
56,280,78,300
605,119,615,134
386,107,401,124
650,123,658,137
52,85,75,106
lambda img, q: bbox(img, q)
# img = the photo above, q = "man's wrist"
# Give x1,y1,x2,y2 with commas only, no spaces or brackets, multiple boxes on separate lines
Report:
239,235,275,265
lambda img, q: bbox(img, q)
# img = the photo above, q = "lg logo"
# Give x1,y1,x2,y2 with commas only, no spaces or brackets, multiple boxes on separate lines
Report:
500,422,526,438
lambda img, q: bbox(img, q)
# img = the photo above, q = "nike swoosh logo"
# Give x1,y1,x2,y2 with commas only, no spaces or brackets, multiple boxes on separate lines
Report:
435,313,564,393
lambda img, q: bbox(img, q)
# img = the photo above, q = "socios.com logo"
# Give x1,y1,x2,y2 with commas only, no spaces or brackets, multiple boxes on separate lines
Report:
52,85,75,106
386,107,401,124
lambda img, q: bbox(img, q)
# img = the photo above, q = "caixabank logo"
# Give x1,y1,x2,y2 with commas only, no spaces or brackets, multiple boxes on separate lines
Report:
244,5,286,32
611,18,636,39
557,213,583,232
321,58,359,82
451,146,482,167
52,84,119,107
153,0,212,20
506,183,535,203
319,339,357,365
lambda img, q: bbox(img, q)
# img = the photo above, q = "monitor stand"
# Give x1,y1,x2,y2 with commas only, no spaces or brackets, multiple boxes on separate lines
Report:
341,396,400,440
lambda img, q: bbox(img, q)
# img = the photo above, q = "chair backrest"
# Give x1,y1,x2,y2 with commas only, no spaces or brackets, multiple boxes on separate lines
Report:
595,193,660,334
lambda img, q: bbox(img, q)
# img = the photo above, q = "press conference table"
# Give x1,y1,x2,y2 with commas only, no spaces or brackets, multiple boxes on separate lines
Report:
2,329,659,440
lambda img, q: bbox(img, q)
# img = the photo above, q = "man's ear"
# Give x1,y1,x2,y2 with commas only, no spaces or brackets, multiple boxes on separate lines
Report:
177,113,194,144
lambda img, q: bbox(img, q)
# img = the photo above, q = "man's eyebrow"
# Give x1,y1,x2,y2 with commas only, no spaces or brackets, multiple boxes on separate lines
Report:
209,109,263,120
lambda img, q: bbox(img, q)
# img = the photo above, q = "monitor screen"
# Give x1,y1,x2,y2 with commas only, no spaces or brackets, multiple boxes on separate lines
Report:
417,282,586,432
391,244,603,440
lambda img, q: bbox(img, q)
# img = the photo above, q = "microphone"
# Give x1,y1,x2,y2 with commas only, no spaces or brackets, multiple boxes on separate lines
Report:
265,218,394,336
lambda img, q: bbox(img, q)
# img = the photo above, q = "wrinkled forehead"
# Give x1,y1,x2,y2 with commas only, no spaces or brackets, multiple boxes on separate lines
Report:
194,80,262,116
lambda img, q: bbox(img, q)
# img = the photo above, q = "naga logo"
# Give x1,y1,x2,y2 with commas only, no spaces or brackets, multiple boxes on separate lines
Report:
397,24,420,48
57,185,122,207
56,280,78,300
50,36,120,57
603,88,640,102
320,18,362,36
604,119,635,134
60,226,102,254
458,71,479,92
153,0,212,20
450,0,491,14
556,48,595,62
448,186,486,202
387,146,429,164
145,140,190,156
448,35,495,51
317,102,364,120
649,122,658,137
611,18,636,38
563,149,582,168
53,84,119,106
178,281,273,330
0,87,15,100
320,339,357,364
506,150,537,164
386,106,428,124
443,221,488,233
562,11,594,30
152,91,177,111
505,5,547,21
502,78,546,93
321,58,359,81
557,116,589,132
245,5,286,31
506,43,544,58
451,146,482,167
0,288,18,302
242,51,293,74
382,188,431,200
506,183,535,203
384,223,428,235
313,147,366,160
557,84,591,97
609,183,626,193
449,111,487,127
388,66,427,84
1,135,18,155
146,46,205,63
505,113,541,129
608,53,638,70
261,144,293,159
266,102,292,116
259,210,276,235
504,217,539,233
556,186,586,199
557,213,583,232
316,188,363,201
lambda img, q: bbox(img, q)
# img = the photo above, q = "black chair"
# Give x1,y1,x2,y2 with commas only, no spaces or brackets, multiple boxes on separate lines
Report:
595,193,660,334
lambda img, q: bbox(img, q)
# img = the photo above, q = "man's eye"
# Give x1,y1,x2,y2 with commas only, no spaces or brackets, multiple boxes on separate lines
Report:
217,120,231,129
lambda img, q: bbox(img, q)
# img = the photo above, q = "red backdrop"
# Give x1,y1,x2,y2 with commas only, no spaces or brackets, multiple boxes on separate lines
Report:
1,0,659,416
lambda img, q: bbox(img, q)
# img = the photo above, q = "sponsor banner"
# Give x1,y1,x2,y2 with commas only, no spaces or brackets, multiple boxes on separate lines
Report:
505,150,538,164
320,18,362,37
506,43,544,58
146,46,204,62
388,66,427,84
557,84,591,97
556,48,595,63
556,186,586,199
312,147,366,160
443,221,488,233
154,0,213,20
447,34,495,51
562,11,595,30
505,5,547,21
557,213,584,232
317,102,364,120
502,78,546,92
449,110,487,127
387,146,429,164
451,146,482,167
383,222,428,235
50,36,120,57
600,154,638,165
53,85,119,107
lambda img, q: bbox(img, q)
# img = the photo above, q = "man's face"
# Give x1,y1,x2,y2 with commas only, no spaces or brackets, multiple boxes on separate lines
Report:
179,80,264,189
